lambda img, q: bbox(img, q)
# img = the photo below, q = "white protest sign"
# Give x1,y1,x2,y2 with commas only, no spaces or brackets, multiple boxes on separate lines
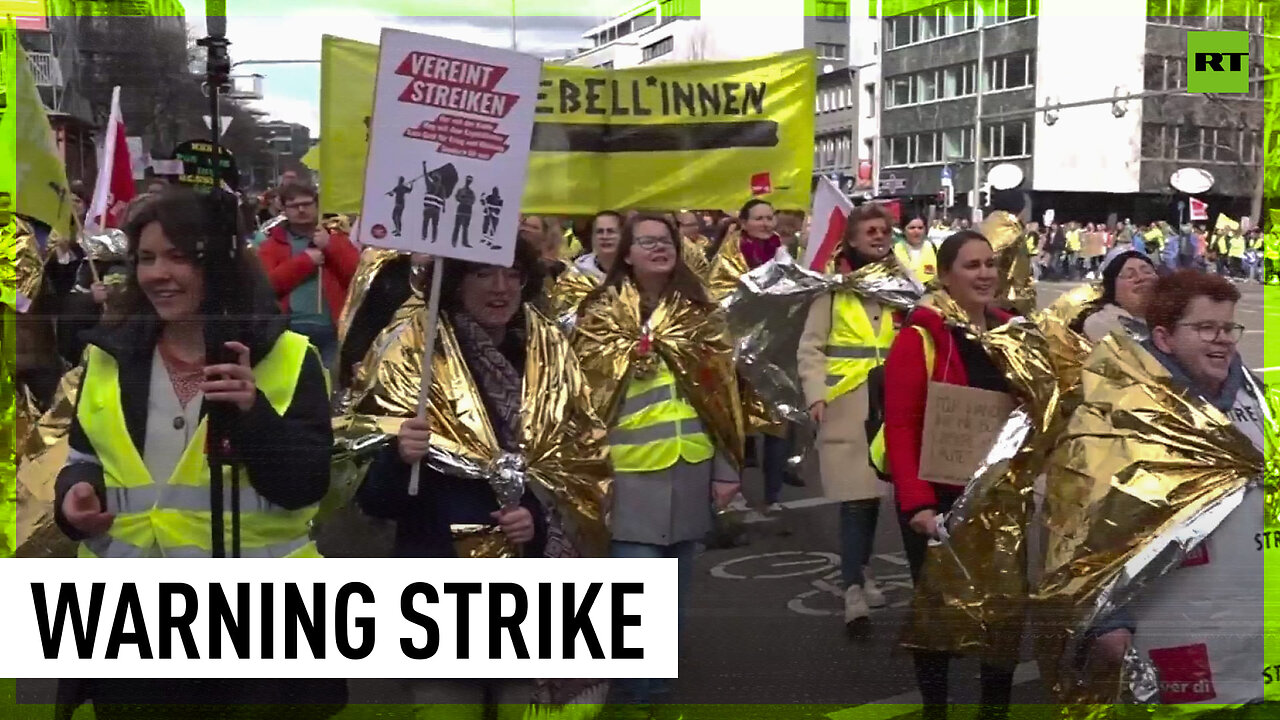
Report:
917,382,1017,487
1128,485,1264,705
360,28,541,268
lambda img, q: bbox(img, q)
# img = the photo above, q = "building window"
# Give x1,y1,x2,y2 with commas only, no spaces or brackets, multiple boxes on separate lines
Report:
596,61,614,69
984,0,1039,24
917,70,939,103
642,37,674,62
985,51,1034,92
1141,122,1166,159
946,0,976,33
986,121,1029,158
884,136,910,167
942,127,971,160
916,132,938,163
816,0,848,22
888,16,913,49
865,83,876,117
816,42,846,60
887,75,913,107
634,10,657,31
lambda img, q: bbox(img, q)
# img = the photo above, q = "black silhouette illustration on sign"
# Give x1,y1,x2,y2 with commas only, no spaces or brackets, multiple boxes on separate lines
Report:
452,175,476,249
385,176,416,237
480,187,504,250
421,162,458,243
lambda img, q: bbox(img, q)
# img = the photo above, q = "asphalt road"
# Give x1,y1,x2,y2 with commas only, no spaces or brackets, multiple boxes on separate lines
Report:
16,280,1271,718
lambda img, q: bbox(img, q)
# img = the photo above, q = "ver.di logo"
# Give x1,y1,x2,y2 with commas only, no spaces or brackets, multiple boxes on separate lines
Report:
1187,31,1250,93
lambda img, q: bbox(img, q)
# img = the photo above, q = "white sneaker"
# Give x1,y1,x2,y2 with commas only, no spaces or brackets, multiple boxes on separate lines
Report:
844,585,870,624
863,574,887,608
764,502,784,514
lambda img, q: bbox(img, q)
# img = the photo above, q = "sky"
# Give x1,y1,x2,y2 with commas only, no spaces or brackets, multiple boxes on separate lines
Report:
186,1,621,136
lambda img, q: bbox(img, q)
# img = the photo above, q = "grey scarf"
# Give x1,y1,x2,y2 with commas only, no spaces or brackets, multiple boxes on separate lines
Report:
449,309,523,450
1141,339,1248,414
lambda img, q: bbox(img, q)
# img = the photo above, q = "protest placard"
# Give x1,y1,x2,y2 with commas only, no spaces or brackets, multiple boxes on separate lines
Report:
360,28,541,267
918,382,1016,487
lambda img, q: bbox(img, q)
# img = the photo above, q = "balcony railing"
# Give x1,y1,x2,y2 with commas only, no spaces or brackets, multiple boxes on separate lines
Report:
27,51,63,87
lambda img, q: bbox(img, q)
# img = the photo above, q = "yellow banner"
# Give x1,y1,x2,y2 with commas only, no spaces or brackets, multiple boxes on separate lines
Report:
319,34,379,216
13,36,74,241
320,37,815,215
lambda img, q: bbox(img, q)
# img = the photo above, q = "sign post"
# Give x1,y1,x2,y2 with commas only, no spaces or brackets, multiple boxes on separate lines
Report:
359,28,542,495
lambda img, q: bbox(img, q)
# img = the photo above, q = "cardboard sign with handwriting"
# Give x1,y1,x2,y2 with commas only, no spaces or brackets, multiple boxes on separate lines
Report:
918,381,1017,486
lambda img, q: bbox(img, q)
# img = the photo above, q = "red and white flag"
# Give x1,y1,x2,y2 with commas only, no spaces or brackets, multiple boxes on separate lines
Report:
802,176,853,272
85,86,136,233
1189,196,1209,222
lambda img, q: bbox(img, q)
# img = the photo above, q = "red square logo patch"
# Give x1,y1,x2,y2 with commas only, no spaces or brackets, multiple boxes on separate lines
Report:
1180,541,1210,568
1149,643,1217,703
750,172,772,196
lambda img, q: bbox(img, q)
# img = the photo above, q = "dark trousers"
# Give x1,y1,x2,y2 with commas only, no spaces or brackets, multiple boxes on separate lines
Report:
761,433,790,504
391,204,404,235
422,206,440,241
840,498,879,586
452,212,473,247
899,497,1014,720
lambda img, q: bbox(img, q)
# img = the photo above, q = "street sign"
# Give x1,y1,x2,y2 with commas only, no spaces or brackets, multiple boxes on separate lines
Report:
879,173,907,194
203,115,233,138
172,140,239,192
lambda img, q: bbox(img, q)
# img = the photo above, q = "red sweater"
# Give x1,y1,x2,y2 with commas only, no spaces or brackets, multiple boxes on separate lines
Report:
883,304,1015,516
257,224,360,321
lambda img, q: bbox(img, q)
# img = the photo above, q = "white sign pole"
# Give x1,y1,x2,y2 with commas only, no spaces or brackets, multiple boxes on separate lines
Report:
407,258,445,496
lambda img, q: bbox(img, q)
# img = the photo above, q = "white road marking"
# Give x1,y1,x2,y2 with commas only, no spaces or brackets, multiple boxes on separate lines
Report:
709,551,840,580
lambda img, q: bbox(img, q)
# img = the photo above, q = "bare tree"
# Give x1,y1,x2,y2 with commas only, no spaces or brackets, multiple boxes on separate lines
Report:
685,24,711,61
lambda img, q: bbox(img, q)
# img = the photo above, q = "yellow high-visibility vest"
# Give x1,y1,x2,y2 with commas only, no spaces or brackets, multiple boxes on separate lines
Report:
870,326,935,476
76,331,322,558
894,241,939,284
1025,234,1037,253
609,360,715,473
825,293,897,403
1228,234,1246,258
1066,230,1082,252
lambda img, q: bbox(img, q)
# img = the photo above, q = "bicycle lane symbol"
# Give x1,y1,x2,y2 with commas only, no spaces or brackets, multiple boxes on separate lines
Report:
709,551,913,617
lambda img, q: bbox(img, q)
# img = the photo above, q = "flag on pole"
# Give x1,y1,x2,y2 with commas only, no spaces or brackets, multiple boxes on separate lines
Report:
801,176,853,271
9,29,76,242
84,86,135,233
1188,196,1208,222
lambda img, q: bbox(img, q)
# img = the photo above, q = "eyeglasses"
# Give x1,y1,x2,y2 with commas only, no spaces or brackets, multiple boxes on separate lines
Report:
1177,322,1245,343
1117,268,1157,282
284,200,316,210
634,235,675,250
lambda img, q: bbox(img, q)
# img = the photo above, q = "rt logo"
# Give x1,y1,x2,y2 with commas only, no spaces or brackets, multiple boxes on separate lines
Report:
1186,31,1250,93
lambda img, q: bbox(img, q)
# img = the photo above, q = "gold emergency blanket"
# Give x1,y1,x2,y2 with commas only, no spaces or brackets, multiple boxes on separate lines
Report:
334,299,611,558
572,280,745,469
1033,333,1272,715
547,266,600,323
337,246,404,345
706,227,787,435
5,217,44,309
707,226,748,304
897,288,1093,661
681,236,711,278
722,251,924,447
980,210,1036,315
14,364,83,558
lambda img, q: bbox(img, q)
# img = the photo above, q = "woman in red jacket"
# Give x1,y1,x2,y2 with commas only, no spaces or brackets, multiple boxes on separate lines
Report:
882,229,1016,720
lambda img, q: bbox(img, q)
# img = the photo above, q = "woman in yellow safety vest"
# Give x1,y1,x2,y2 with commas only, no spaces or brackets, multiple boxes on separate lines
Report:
895,216,939,285
574,212,744,709
53,188,344,717
797,203,900,628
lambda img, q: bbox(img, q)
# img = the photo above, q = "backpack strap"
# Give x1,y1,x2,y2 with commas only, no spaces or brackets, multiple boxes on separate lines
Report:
913,325,936,378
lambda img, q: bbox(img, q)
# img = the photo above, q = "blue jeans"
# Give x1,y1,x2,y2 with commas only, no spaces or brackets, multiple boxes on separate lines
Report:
761,433,791,504
840,499,880,587
609,540,697,704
